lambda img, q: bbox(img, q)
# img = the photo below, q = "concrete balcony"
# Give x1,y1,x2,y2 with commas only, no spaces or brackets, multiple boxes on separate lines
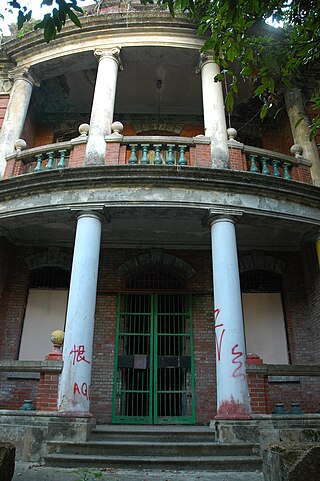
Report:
3,132,313,185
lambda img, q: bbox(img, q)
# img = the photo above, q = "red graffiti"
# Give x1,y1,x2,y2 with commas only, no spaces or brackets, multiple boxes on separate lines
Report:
73,382,90,400
214,308,225,362
231,344,245,380
70,345,90,365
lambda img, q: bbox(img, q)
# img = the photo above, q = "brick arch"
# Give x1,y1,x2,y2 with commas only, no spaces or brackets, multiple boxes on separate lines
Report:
239,251,286,274
116,249,196,280
25,247,72,271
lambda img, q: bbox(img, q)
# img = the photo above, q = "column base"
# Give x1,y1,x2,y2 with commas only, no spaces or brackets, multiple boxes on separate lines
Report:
57,411,93,417
215,400,251,420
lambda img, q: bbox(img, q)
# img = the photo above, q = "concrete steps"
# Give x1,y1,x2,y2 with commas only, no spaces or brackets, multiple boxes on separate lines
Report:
44,425,263,472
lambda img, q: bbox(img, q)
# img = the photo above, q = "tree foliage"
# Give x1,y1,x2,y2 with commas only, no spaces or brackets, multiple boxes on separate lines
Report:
6,0,84,42
4,0,320,135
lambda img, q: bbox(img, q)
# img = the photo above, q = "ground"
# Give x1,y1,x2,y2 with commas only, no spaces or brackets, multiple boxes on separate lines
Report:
13,462,264,481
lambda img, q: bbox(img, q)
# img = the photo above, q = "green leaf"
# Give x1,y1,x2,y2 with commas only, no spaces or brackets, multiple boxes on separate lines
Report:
225,91,234,112
253,84,266,96
240,66,252,76
68,9,82,28
260,103,269,119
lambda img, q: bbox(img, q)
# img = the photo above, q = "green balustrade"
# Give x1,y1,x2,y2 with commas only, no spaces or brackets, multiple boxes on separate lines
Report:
271,159,281,177
141,144,150,165
282,162,292,180
45,151,55,170
57,149,67,169
154,144,163,165
34,154,43,172
166,144,175,165
128,144,138,164
178,145,187,166
249,154,259,173
260,156,271,175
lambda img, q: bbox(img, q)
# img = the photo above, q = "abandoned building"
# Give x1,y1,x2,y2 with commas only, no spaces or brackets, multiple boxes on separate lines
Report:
0,0,319,476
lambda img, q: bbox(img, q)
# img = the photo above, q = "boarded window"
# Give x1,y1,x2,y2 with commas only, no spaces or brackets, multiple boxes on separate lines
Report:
242,292,289,364
19,289,68,361
19,266,70,361
241,269,289,364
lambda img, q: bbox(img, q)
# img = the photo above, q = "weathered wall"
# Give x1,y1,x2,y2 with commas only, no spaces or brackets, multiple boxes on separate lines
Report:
0,245,319,419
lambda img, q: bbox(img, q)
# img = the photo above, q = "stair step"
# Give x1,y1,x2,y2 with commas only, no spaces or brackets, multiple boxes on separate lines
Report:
91,425,216,442
44,453,262,471
47,440,259,457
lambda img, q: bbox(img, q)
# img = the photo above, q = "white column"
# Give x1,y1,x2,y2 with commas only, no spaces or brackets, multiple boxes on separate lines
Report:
0,70,36,177
58,211,103,414
199,52,229,169
210,216,250,418
285,88,320,185
85,47,121,166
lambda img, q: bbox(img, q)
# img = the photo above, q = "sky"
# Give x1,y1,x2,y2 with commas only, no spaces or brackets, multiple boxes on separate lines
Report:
0,0,95,35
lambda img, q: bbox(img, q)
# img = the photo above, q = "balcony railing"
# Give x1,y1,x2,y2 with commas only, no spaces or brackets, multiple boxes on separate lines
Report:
121,136,195,166
3,130,313,186
227,132,313,184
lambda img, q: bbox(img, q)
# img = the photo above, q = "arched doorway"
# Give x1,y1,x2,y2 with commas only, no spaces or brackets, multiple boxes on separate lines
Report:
112,269,195,424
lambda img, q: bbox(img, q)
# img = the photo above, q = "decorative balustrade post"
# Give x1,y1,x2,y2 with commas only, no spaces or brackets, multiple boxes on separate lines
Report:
85,48,122,166
0,68,39,178
128,144,138,164
166,144,175,165
249,154,259,173
57,149,67,170
260,157,270,175
271,159,281,177
197,52,229,169
45,151,54,170
141,144,150,165
154,144,163,165
34,154,43,172
178,145,187,166
282,162,292,180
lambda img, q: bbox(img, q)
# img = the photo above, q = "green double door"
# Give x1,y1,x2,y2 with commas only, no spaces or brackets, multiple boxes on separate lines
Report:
112,293,195,424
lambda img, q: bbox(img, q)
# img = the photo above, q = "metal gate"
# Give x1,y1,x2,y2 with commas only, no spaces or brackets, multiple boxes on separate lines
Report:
112,293,195,424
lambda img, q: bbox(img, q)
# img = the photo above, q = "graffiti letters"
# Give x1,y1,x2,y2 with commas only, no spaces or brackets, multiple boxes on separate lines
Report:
70,345,90,365
231,344,245,380
214,309,225,362
73,382,90,400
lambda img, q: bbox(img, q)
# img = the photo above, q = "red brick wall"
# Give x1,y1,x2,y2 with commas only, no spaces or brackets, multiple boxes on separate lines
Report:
0,245,319,418
229,148,247,171
0,95,10,129
69,143,86,168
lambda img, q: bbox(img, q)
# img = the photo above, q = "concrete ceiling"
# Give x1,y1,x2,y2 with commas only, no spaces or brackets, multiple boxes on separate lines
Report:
0,205,314,251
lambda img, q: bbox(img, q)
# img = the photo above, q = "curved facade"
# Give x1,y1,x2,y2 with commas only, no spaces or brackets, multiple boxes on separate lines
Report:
0,1,320,440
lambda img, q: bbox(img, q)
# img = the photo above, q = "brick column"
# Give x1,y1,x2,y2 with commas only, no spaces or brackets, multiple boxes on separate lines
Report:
36,334,63,412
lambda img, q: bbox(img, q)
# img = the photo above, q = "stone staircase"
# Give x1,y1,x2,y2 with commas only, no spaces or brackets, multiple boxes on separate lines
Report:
44,425,263,473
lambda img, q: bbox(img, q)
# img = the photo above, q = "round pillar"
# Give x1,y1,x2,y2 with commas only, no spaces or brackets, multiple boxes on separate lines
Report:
285,88,320,185
210,216,250,418
85,47,121,166
0,70,35,177
199,53,229,169
58,211,103,414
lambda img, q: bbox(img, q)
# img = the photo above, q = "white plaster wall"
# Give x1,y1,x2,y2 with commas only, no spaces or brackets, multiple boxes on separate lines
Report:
19,289,68,361
242,292,289,364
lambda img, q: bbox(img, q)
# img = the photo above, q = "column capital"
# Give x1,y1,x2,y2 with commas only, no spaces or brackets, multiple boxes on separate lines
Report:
94,47,123,70
8,67,40,87
195,51,216,73
70,206,111,223
203,208,243,227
